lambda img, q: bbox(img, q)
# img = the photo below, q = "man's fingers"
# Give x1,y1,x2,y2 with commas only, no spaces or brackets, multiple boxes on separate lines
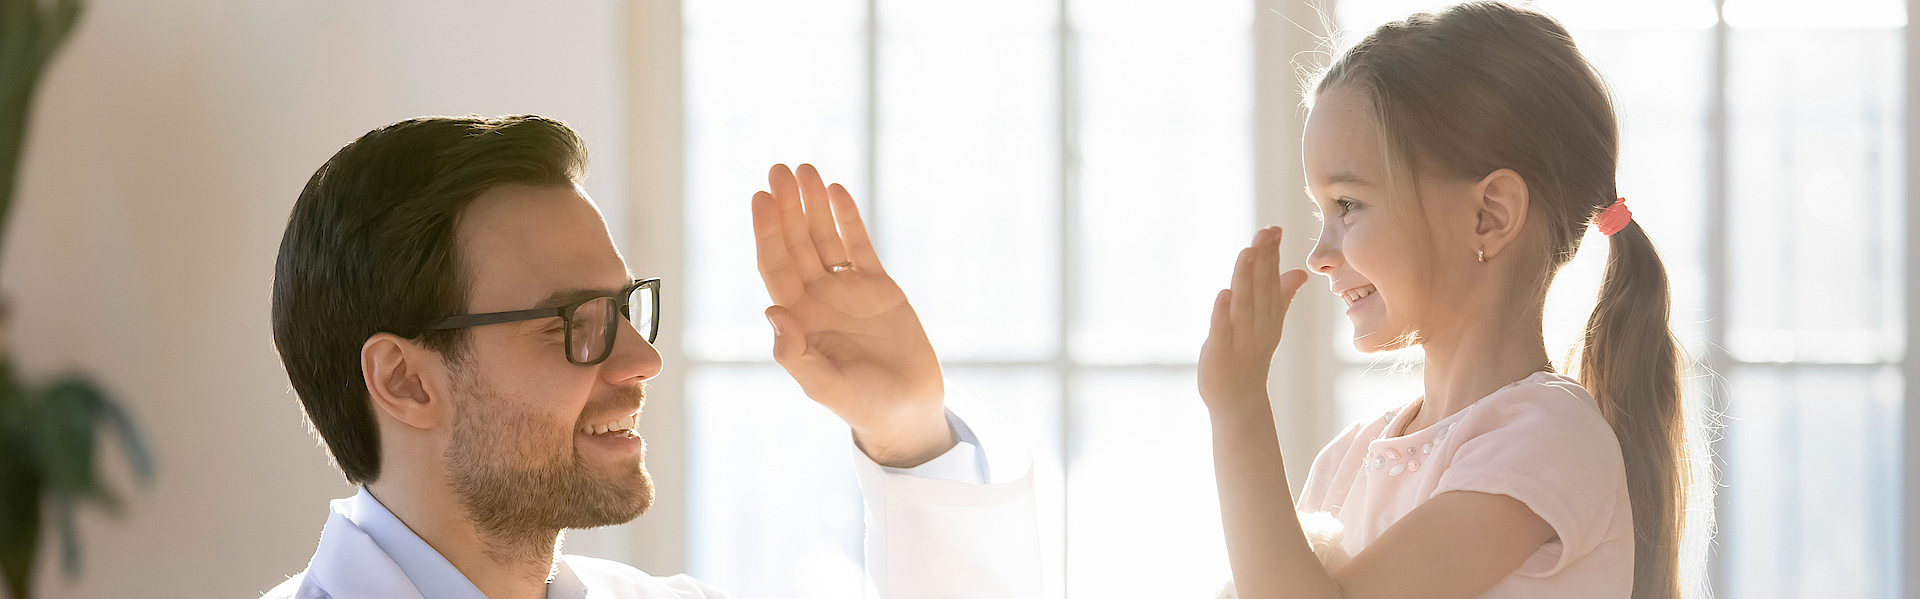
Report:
752,191,805,303
766,305,809,364
769,164,827,281
828,183,885,273
797,164,851,270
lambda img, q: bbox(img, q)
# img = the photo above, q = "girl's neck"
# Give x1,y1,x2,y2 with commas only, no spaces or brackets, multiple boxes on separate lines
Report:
1406,304,1553,434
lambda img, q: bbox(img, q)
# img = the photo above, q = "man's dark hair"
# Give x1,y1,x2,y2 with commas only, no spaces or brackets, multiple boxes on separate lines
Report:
272,115,588,484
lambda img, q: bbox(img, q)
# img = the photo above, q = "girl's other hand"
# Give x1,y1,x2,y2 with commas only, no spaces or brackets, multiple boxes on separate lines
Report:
1198,226,1310,416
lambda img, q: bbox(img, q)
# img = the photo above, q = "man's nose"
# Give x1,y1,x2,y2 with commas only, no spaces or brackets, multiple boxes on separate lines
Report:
601,314,664,384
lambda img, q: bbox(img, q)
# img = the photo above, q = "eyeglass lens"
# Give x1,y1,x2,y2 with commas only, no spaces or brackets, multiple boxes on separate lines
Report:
566,284,658,365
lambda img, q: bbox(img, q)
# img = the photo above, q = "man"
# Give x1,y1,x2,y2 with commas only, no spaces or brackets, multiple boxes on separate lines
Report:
264,115,1039,598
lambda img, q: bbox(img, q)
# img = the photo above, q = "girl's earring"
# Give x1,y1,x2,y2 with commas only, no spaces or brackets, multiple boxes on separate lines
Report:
1476,248,1486,263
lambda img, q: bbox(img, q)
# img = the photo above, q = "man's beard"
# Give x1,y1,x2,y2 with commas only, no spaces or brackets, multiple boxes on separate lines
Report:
444,370,653,563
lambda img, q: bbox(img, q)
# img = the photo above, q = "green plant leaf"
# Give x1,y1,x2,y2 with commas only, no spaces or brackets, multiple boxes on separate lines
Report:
96,390,153,484
45,491,75,577
0,435,39,599
27,379,104,501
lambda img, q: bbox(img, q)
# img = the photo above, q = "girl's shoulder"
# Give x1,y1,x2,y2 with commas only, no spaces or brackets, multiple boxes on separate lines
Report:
1438,371,1626,485
1456,372,1615,441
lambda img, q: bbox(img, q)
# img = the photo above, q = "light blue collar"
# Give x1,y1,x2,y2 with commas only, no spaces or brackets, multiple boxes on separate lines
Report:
342,487,492,599
342,488,591,599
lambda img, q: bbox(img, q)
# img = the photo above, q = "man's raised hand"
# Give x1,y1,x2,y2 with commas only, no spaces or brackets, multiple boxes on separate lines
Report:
751,164,954,467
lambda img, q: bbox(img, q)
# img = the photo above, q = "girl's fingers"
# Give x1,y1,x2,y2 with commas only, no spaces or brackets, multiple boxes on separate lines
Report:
1209,288,1234,340
1252,227,1277,327
1230,246,1255,329
828,183,885,273
751,191,806,304
769,165,827,281
1258,227,1285,326
796,164,852,270
1278,269,1310,301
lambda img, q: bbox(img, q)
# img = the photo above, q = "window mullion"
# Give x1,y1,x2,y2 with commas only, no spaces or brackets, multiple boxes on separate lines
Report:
1702,1,1733,595
1902,0,1920,595
1055,0,1079,597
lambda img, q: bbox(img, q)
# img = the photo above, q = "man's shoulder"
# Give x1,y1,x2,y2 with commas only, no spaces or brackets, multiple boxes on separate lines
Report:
560,555,728,598
260,570,325,599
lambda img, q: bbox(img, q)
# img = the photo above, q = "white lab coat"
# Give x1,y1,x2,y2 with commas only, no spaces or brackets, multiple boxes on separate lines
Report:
262,389,1040,599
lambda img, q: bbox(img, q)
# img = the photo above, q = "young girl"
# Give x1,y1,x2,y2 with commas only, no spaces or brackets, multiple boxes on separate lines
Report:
1198,3,1691,598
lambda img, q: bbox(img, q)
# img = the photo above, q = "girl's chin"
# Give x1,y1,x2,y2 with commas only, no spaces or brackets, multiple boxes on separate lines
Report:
1349,328,1415,353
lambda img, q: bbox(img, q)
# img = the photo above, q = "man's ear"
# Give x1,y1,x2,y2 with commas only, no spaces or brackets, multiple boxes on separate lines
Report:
361,333,451,430
1472,168,1531,261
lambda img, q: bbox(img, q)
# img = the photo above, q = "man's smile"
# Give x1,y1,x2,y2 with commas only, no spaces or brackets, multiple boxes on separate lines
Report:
579,411,640,436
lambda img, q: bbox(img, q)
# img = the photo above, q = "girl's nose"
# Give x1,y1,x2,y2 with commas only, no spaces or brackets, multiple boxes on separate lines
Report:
1307,229,1341,274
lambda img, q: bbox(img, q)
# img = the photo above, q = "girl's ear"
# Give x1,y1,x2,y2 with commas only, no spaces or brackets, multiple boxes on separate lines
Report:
1472,168,1530,261
361,333,455,431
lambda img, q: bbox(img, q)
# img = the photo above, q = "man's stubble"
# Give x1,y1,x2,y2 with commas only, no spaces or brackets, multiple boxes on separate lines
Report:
443,364,653,564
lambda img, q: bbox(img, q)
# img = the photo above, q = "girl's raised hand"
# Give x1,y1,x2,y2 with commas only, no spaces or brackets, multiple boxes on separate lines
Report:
1198,226,1310,415
751,164,952,467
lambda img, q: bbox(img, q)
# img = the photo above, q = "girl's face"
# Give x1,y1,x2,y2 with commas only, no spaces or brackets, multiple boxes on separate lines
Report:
1302,86,1438,352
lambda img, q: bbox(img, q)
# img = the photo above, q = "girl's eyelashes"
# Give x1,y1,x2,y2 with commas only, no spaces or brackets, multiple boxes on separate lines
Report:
1334,197,1362,217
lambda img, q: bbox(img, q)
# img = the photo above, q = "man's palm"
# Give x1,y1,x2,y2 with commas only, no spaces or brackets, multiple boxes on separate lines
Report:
750,164,950,467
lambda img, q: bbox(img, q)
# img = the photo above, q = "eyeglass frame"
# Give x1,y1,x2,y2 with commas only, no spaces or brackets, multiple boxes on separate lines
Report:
424,277,661,366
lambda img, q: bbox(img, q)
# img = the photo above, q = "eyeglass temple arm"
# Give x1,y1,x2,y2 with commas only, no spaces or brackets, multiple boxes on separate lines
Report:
426,307,564,330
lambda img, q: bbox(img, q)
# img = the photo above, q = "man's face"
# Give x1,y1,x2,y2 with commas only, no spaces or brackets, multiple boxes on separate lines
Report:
439,183,662,541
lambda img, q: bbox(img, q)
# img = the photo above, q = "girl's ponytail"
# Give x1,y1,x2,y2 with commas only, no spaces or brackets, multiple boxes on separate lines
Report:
1578,221,1688,599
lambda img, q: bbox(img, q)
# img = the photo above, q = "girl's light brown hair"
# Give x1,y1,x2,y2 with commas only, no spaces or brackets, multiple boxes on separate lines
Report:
1311,3,1690,597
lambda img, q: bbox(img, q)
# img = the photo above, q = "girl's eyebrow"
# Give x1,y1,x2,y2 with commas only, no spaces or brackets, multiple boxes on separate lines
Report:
1321,171,1370,186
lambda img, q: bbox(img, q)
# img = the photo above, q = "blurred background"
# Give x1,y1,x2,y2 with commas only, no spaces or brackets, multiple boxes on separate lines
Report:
0,0,1907,597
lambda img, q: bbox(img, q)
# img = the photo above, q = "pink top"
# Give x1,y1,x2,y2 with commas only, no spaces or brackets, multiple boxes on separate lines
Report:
1297,372,1634,598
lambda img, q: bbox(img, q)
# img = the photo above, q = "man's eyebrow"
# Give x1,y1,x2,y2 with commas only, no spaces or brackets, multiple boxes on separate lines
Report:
539,286,623,309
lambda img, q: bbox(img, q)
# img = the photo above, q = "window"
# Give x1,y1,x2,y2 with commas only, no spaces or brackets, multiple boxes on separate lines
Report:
683,1,1248,597
675,0,1908,597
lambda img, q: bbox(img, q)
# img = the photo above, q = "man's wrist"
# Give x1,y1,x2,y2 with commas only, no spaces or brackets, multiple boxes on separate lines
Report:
853,407,957,468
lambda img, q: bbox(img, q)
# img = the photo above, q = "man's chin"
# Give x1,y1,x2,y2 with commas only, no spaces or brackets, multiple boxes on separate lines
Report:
568,467,654,528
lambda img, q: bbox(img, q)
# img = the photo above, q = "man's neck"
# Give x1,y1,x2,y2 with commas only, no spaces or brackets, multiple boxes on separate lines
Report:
365,478,560,599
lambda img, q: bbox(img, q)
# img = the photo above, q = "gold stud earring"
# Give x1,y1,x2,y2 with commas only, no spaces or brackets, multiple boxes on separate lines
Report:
1476,249,1486,263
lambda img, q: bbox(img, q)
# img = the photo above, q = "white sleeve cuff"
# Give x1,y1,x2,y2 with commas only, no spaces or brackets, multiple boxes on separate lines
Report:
851,378,1043,599
878,407,988,485
853,379,1032,486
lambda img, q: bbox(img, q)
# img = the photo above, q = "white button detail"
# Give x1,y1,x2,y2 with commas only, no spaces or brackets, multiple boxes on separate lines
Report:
1421,443,1432,455
1389,464,1405,476
1374,455,1385,469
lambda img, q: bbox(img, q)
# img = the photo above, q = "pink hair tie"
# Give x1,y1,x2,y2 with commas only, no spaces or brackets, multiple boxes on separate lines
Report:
1595,197,1633,236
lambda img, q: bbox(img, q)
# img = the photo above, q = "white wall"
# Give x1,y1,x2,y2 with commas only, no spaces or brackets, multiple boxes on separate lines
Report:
0,1,666,596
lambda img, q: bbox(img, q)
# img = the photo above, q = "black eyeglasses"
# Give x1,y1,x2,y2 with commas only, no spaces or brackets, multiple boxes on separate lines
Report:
426,278,661,366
